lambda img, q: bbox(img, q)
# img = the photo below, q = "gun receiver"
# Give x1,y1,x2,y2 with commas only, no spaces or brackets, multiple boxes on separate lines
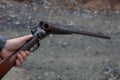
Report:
0,21,111,79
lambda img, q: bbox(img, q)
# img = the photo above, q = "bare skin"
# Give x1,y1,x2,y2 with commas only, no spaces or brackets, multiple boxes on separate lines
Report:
0,35,32,66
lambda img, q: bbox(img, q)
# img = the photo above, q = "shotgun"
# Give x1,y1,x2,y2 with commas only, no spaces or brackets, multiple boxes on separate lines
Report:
0,21,111,79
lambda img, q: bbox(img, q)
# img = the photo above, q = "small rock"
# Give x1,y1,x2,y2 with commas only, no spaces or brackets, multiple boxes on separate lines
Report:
104,20,111,24
2,13,8,18
94,11,98,14
103,67,112,74
28,16,32,19
15,21,20,25
9,14,18,18
116,11,120,14
37,76,41,79
32,6,37,11
108,78,114,80
44,72,49,76
61,42,68,47
49,34,53,37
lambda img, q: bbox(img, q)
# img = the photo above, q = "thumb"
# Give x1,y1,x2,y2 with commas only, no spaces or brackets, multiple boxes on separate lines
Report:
19,34,33,44
5,35,33,51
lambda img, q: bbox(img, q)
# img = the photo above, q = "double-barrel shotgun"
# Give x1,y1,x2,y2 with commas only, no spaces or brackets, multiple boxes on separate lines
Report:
0,21,111,79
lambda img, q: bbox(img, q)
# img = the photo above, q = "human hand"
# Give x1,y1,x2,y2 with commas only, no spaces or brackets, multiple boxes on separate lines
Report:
0,35,32,66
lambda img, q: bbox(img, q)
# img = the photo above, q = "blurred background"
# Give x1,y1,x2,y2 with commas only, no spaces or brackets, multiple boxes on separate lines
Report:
1,0,120,80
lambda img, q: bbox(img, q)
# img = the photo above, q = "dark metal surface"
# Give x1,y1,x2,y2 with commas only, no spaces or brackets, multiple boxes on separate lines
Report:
38,21,111,39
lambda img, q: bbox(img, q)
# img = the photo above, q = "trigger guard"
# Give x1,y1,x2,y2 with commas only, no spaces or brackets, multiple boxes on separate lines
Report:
30,43,40,52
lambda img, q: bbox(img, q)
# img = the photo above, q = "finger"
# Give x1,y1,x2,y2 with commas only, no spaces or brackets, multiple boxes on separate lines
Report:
25,51,30,56
20,51,27,60
17,53,24,63
16,59,21,66
20,51,30,60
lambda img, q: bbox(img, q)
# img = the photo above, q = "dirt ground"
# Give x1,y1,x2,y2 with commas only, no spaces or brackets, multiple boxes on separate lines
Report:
13,0,120,10
1,0,120,80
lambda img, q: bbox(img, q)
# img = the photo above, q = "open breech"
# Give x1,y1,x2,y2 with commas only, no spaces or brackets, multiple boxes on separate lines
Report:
0,21,111,79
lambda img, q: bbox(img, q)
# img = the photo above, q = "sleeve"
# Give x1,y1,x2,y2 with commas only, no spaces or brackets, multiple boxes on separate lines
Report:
0,35,7,52
0,35,7,60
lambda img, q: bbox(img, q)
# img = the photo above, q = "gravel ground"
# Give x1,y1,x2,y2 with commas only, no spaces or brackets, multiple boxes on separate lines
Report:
1,0,120,80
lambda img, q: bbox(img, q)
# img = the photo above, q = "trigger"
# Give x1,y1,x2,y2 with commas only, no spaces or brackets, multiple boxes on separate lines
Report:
30,43,40,52
31,28,37,35
31,30,34,34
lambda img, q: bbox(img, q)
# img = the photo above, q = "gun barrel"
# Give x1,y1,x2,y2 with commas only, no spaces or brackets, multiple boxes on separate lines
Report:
40,21,111,39
70,29,111,39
